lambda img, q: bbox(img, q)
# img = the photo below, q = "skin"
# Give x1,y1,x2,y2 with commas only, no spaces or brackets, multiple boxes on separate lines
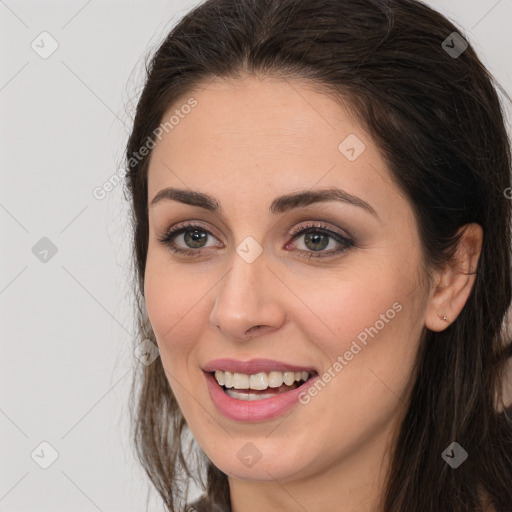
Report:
143,75,483,512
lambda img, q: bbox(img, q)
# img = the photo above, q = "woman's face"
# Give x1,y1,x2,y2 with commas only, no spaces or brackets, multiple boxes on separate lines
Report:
144,76,432,483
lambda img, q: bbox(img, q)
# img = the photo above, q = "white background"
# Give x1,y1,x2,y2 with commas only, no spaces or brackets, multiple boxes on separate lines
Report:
1,1,511,511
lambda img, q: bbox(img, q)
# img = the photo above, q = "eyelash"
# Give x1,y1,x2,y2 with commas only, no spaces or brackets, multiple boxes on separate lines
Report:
157,221,354,260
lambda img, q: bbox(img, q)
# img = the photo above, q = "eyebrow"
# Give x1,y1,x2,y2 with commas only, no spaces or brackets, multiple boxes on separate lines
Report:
149,187,378,217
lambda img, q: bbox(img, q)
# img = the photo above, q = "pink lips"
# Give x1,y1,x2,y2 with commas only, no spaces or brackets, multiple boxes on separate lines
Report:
202,357,317,374
202,358,319,422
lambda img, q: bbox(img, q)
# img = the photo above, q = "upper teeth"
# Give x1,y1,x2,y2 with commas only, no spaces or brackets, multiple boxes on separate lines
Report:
214,370,311,390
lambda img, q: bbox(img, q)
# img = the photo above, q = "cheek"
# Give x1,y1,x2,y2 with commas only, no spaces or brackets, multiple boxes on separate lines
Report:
143,256,210,361
292,263,421,415
143,259,213,419
292,263,407,356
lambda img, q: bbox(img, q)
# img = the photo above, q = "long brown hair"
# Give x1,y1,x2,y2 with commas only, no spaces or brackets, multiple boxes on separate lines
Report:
124,1,512,510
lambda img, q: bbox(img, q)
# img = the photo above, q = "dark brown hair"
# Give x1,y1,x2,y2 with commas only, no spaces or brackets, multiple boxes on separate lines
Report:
124,0,512,510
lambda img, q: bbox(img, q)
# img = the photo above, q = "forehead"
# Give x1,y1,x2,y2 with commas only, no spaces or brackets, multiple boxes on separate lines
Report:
158,76,360,154
146,76,408,223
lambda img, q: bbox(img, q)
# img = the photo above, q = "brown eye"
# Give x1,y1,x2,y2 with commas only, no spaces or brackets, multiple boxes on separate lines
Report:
158,221,354,259
287,224,354,259
158,223,222,257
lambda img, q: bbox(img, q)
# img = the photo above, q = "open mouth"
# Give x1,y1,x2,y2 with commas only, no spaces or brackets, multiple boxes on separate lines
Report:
210,370,317,401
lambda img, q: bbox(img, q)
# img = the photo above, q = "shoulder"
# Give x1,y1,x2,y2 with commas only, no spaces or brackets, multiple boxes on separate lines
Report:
186,494,229,512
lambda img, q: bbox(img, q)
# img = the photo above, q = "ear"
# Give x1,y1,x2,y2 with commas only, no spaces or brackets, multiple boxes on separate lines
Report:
425,223,483,332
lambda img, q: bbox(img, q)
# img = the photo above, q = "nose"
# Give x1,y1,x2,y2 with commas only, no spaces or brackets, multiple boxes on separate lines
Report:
209,249,286,341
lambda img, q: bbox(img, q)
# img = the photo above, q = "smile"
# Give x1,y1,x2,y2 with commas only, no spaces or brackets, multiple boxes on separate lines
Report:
202,359,319,422
213,370,313,400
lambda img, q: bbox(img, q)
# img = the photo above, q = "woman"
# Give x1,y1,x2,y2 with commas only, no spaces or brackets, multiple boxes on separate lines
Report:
124,0,512,510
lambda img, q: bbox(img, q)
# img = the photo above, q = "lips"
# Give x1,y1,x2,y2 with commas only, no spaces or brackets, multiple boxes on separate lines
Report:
203,370,319,422
202,358,320,422
202,357,318,374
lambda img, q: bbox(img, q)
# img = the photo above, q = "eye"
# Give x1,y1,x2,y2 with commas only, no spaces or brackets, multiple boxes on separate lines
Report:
157,221,354,259
157,221,222,257
286,222,354,259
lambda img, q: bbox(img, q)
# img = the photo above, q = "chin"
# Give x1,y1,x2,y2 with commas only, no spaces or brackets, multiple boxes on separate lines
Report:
202,438,317,483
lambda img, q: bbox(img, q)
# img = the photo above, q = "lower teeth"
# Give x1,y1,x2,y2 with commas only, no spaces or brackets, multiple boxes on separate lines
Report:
224,381,304,401
225,389,277,401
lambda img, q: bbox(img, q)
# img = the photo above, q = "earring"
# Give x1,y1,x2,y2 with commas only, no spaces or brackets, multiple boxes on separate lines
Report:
441,314,449,322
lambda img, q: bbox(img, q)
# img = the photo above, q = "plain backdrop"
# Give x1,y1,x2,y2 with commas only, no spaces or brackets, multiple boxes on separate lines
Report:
1,1,511,511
